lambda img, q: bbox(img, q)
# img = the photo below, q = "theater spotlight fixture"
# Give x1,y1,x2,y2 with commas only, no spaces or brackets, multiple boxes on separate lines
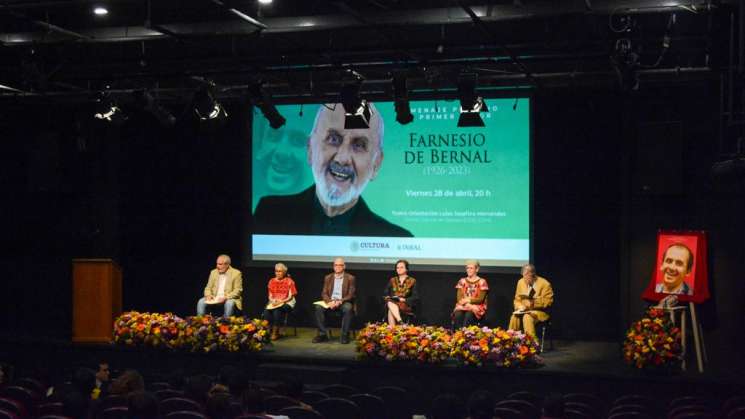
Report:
247,81,285,129
393,73,413,125
457,72,487,127
194,83,228,121
93,92,127,125
340,78,370,129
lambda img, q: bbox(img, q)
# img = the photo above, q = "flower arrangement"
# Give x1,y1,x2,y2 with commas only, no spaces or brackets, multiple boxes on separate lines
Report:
450,326,541,367
356,323,452,364
113,311,268,353
623,307,682,370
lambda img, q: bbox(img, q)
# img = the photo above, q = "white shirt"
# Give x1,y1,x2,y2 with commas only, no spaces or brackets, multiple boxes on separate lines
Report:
331,274,344,300
216,273,227,298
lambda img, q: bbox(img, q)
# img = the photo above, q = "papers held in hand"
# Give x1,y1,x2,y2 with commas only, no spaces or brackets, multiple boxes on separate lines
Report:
384,295,401,302
265,301,284,310
313,300,330,309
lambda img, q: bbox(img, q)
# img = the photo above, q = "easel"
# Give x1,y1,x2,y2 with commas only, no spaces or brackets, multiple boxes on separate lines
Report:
665,302,707,372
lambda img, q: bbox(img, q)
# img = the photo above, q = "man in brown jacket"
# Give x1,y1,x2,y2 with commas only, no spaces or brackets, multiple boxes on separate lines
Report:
313,257,356,344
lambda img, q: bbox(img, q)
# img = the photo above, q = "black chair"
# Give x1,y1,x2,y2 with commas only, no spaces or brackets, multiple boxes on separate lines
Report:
166,411,209,419
492,406,524,419
320,384,358,399
668,397,710,411
563,402,599,419
0,387,35,410
300,391,329,407
613,395,656,411
349,394,386,419
607,413,653,419
35,402,64,417
148,382,172,392
608,404,650,417
160,397,203,415
280,307,299,337
565,409,592,419
563,393,605,417
537,319,553,352
99,395,128,410
15,378,45,396
97,407,128,419
728,407,745,419
278,406,324,419
0,399,25,419
263,395,300,414
496,399,540,419
37,416,72,419
155,389,185,401
668,405,712,419
506,391,542,407
371,386,411,419
314,398,362,419
724,397,745,417
0,409,19,419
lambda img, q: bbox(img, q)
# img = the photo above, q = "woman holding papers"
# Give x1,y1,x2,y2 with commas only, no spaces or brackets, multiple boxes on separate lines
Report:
452,260,489,329
383,260,419,326
262,262,298,341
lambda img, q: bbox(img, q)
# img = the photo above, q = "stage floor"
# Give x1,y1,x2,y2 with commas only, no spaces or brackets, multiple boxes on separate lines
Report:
1,327,742,409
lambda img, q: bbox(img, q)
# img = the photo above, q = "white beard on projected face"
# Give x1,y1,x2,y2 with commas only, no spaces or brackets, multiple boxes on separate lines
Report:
312,155,378,211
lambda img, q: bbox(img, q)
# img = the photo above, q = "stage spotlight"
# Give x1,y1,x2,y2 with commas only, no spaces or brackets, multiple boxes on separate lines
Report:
193,83,228,121
393,73,413,125
93,93,127,125
247,81,285,129
341,80,370,129
133,90,176,127
457,72,487,127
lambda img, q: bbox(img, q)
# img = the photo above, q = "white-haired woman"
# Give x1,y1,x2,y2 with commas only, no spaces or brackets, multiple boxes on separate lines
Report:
262,262,298,340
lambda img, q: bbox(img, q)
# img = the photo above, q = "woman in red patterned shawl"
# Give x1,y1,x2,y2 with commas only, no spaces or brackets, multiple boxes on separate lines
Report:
452,259,489,329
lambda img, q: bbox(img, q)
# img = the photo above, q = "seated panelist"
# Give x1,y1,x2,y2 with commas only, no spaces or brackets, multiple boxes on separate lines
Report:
196,254,243,317
262,262,298,341
452,260,489,329
383,259,419,326
508,263,554,338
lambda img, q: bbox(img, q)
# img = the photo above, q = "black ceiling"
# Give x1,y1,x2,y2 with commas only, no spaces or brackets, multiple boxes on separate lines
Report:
0,0,738,104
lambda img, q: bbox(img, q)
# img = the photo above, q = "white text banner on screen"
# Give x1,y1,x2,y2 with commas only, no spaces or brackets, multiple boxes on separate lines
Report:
252,235,528,266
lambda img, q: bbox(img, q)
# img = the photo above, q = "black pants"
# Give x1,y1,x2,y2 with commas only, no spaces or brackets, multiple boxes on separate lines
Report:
315,302,353,336
262,305,293,327
452,310,477,329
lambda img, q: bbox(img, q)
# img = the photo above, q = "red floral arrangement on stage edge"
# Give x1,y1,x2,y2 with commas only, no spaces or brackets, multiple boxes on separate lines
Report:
113,311,269,353
623,307,682,370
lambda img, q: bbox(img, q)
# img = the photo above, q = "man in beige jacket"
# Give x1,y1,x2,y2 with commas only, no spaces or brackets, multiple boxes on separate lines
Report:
197,254,243,317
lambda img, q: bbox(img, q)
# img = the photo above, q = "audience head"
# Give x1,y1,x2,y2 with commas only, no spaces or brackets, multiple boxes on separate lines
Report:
241,386,266,415
95,361,110,385
277,376,304,400
226,369,250,398
542,392,564,418
61,390,89,419
127,391,159,419
184,374,213,405
206,391,234,419
467,390,496,419
72,367,96,397
109,369,145,396
431,393,465,419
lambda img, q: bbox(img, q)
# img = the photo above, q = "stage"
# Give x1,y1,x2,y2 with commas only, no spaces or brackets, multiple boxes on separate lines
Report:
1,327,742,414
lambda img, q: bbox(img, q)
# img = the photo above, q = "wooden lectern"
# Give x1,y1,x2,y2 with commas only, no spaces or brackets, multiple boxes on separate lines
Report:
72,259,122,343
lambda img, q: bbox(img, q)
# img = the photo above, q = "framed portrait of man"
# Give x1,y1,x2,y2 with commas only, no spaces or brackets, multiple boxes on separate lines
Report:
643,230,710,304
